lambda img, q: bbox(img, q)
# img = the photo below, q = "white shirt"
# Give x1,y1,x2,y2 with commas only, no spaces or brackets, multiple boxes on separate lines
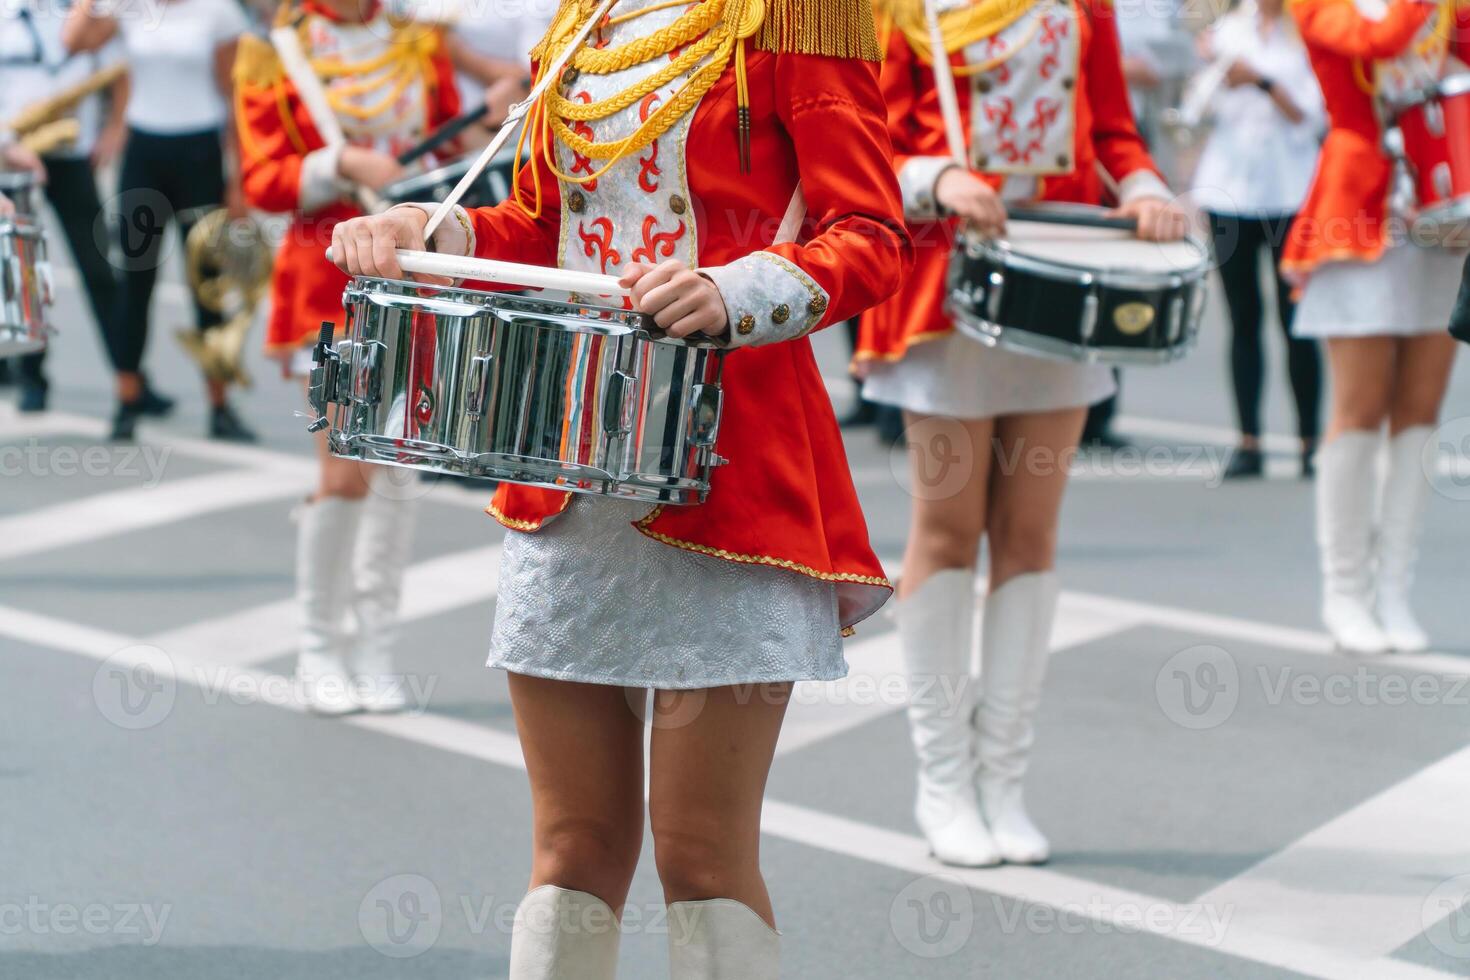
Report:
109,0,247,134
0,0,121,155
420,0,553,109
1189,10,1325,216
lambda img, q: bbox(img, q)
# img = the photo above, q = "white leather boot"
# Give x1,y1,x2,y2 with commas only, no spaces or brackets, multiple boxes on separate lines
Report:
295,496,364,715
508,885,621,979
974,571,1059,865
1376,426,1433,652
667,898,779,979
898,569,1000,867
349,476,418,712
1315,432,1391,654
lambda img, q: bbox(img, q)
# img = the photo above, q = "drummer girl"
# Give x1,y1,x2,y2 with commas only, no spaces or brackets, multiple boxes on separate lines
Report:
329,0,909,974
234,0,459,714
855,0,1187,867
1283,0,1467,655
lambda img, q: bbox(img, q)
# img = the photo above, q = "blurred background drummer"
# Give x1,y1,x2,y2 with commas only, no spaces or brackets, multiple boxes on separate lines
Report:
857,0,1189,871
0,0,128,414
234,0,459,714
1188,0,1325,480
1283,0,1466,655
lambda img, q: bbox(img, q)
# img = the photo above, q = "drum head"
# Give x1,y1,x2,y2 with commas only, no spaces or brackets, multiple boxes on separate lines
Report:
993,209,1207,281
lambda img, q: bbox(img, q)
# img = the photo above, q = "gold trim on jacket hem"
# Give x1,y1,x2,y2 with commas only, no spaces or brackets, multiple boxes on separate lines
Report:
486,492,574,532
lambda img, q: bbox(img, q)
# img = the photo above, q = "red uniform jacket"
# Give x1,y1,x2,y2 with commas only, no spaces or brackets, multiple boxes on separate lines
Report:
234,1,459,353
857,0,1163,362
1283,0,1470,281
424,12,911,629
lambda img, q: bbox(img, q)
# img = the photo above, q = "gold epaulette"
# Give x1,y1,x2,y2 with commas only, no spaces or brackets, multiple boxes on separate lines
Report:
754,0,883,60
530,0,882,63
233,33,283,89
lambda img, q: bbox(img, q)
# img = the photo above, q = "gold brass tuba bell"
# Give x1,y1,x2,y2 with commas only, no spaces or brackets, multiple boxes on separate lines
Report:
176,209,274,387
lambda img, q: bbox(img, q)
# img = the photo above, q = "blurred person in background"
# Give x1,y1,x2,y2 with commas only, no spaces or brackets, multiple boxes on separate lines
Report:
64,0,256,442
235,0,458,715
1284,0,1466,654
438,0,551,132
1190,0,1324,479
1453,256,1470,343
0,0,128,413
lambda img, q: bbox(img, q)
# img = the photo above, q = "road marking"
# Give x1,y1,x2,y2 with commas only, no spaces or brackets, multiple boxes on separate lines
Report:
1197,742,1470,960
2,602,1461,979
144,544,504,667
0,468,312,562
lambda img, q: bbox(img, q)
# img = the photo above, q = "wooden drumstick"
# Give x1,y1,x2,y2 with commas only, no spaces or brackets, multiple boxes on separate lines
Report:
390,249,631,298
421,0,620,240
922,0,969,168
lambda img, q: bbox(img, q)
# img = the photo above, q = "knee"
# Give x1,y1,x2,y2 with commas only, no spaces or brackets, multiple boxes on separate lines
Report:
911,514,984,571
650,813,754,901
534,816,642,903
1389,391,1442,432
317,469,370,500
986,512,1057,580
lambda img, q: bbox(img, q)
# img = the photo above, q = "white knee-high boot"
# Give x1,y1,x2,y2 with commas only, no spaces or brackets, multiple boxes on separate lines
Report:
974,571,1059,865
350,474,418,712
509,885,621,979
1315,432,1391,654
295,496,364,715
1376,426,1433,652
667,898,779,979
898,569,1000,867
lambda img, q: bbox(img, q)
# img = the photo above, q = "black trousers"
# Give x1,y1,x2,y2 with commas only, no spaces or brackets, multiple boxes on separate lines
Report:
16,155,119,383
1206,210,1322,442
108,126,226,374
1451,252,1470,344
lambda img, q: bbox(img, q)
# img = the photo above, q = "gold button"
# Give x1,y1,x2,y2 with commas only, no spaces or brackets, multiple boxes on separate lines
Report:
567,191,586,213
737,314,756,335
669,194,688,215
771,304,790,325
1056,154,1070,168
975,77,993,94
561,67,579,87
977,154,989,168
807,295,828,317
1061,76,1075,90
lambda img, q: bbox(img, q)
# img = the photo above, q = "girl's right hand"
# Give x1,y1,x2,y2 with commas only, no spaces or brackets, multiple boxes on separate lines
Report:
935,167,1007,237
329,207,449,283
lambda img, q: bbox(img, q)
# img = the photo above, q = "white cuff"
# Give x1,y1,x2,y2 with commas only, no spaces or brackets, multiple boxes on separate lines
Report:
898,156,959,221
1117,169,1173,206
393,203,475,257
702,251,830,349
299,144,352,213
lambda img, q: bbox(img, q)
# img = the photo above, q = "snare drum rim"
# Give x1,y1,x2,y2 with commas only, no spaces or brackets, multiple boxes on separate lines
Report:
345,276,727,349
964,223,1211,291
380,148,518,202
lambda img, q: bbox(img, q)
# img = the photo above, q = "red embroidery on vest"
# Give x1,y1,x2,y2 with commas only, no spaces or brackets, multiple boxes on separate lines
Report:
638,92,663,192
578,218,622,274
631,215,686,263
569,92,599,191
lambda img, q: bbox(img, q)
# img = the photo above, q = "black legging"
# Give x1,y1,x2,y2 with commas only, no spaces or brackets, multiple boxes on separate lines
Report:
1206,210,1322,443
107,126,226,374
17,155,119,383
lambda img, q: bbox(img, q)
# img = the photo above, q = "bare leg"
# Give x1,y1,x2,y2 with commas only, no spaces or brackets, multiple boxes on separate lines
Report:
897,412,995,596
648,683,791,928
984,407,1087,589
1388,332,1457,434
1323,336,1395,439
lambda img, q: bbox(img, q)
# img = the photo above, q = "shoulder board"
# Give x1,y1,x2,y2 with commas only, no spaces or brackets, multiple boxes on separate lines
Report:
754,0,884,60
234,33,283,88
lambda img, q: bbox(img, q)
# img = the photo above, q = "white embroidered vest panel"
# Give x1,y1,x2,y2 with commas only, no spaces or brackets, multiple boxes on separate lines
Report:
963,0,1082,176
555,0,706,303
306,16,429,159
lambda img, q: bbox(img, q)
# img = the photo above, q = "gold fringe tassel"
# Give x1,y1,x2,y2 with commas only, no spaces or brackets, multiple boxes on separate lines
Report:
754,0,883,60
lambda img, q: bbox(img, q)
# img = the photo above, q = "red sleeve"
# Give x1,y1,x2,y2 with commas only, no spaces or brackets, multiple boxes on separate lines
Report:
236,78,316,213
1453,2,1470,67
428,42,461,129
1083,0,1161,185
764,52,913,329
1293,0,1434,59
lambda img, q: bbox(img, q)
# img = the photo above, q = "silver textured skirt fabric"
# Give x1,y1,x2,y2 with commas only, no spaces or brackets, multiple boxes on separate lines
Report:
488,498,847,689
863,330,1116,420
1294,243,1463,338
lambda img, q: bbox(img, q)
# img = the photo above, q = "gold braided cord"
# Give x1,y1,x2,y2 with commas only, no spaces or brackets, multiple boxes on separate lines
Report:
883,0,1042,64
550,30,727,120
570,0,727,72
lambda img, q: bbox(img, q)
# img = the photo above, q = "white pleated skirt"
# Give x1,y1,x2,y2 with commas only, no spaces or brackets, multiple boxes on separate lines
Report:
1293,243,1463,338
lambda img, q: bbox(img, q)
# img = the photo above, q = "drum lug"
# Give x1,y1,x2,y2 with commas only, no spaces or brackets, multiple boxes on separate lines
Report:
602,370,638,436
1079,292,1099,343
351,340,385,405
307,320,341,433
985,270,1005,323
689,382,723,448
1426,101,1445,139
1167,294,1185,345
466,352,494,420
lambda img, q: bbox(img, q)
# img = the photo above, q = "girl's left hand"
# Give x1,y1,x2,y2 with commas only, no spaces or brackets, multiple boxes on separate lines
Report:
1113,196,1189,242
619,260,730,339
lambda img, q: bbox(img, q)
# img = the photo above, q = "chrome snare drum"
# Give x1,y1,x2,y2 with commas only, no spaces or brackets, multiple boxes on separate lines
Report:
0,216,53,357
947,204,1210,365
309,278,726,504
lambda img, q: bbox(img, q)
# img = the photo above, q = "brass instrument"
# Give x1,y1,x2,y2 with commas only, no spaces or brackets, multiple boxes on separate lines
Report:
177,209,274,387
5,63,127,156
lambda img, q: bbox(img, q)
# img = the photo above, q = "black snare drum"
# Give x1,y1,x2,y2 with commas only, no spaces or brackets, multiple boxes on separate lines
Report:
381,148,518,210
947,204,1210,365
